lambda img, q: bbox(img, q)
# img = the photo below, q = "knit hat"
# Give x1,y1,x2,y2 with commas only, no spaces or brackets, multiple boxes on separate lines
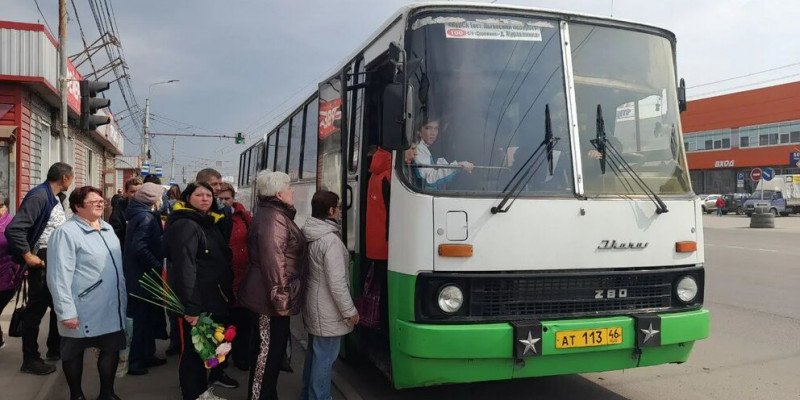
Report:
134,182,163,205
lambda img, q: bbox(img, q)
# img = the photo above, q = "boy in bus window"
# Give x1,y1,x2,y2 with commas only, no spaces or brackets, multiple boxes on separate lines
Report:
413,116,474,189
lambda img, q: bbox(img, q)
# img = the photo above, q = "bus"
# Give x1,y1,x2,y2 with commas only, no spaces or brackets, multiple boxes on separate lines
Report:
237,2,708,389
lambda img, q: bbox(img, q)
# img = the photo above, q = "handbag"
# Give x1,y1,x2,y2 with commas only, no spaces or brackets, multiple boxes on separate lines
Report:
8,270,28,338
355,264,381,329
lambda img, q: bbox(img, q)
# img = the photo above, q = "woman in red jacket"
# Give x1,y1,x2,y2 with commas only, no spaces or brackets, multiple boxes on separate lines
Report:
217,183,253,371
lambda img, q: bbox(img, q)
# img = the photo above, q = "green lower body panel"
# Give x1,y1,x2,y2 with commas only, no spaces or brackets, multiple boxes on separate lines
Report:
386,272,710,389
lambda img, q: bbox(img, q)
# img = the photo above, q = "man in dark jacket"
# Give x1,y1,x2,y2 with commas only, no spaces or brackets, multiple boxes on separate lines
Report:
5,162,73,375
109,177,142,251
124,183,168,375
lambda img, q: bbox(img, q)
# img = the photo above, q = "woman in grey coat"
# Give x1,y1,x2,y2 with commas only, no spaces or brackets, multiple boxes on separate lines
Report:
299,190,358,400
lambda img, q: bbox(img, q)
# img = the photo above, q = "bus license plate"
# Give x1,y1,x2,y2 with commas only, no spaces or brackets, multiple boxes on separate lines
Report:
555,327,623,349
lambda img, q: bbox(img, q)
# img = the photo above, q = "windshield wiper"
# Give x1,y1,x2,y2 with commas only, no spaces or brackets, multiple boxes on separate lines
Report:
491,105,560,214
590,104,668,215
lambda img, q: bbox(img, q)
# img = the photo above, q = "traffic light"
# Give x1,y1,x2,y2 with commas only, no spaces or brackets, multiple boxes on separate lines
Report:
80,80,111,131
235,132,244,144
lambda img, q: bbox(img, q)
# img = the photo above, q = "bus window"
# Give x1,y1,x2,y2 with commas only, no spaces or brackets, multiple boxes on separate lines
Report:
276,123,289,173
405,13,572,195
267,132,276,171
238,153,246,186
348,58,365,173
319,78,343,195
303,99,319,180
289,111,303,181
570,23,691,196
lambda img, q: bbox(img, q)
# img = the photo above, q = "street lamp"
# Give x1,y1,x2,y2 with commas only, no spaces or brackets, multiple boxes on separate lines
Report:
142,79,179,161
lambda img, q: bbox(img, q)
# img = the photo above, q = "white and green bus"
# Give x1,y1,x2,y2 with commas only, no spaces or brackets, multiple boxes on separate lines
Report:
237,2,708,389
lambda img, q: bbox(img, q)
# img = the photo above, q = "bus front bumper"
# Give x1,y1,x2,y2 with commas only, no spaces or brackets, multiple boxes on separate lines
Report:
390,309,709,388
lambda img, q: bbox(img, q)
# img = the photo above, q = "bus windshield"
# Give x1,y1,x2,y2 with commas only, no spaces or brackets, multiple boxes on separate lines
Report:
570,23,691,196
405,13,573,195
404,13,691,197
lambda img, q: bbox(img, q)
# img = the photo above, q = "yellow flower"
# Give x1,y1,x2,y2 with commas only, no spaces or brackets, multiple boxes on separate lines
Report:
213,332,225,342
218,355,226,363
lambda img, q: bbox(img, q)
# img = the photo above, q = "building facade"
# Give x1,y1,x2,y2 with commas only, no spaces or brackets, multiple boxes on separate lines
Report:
0,20,123,209
681,81,800,195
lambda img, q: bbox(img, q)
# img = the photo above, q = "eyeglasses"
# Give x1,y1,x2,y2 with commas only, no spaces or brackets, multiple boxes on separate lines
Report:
83,200,105,207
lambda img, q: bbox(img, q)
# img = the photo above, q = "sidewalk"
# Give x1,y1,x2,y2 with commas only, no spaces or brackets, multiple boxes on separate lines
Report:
0,307,349,400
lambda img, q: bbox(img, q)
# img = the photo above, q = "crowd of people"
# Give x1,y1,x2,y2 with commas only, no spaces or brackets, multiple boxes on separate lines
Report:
0,162,360,400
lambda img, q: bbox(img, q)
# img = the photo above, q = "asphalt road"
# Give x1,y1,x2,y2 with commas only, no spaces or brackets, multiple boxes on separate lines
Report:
336,214,800,400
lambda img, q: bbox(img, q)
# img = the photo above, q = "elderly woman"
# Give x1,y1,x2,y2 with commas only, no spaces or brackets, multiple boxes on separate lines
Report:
123,182,167,375
239,170,308,400
163,182,234,400
300,190,358,400
47,186,127,400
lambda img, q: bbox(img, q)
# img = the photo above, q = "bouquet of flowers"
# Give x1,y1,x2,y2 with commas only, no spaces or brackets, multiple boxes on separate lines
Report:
131,270,236,369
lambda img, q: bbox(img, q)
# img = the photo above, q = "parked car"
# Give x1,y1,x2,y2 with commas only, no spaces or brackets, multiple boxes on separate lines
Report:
720,193,750,215
701,194,722,214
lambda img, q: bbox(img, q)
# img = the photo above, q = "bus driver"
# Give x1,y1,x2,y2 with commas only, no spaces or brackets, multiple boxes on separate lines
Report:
413,116,474,189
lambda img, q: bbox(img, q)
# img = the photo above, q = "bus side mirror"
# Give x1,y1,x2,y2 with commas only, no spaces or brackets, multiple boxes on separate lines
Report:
381,83,410,151
678,78,687,113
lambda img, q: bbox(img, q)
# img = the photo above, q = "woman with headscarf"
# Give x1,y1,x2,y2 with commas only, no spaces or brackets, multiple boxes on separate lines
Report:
123,182,167,375
163,182,234,400
47,186,127,400
239,171,308,400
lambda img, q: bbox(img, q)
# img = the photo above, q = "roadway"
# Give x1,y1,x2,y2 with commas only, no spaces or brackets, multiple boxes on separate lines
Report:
335,214,800,400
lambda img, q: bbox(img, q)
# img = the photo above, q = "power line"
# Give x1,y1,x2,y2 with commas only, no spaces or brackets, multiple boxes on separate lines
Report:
33,0,54,35
689,61,800,89
688,72,800,99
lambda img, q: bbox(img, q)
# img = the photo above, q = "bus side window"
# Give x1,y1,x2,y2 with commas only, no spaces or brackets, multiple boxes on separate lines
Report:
303,99,319,180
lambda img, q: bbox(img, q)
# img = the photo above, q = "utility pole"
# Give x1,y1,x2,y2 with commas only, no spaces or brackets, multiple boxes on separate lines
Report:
142,97,150,161
170,137,176,184
59,0,69,163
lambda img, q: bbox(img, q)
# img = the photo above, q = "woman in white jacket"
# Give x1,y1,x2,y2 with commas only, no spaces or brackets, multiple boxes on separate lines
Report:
300,190,358,400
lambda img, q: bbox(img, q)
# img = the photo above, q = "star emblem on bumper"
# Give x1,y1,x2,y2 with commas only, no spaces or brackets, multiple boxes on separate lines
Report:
519,331,541,355
640,322,660,344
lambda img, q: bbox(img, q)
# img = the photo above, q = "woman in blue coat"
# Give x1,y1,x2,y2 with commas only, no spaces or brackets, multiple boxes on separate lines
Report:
47,186,127,400
123,182,168,375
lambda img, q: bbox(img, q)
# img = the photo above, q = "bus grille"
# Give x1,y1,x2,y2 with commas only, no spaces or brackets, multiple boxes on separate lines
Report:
416,266,704,322
473,274,670,317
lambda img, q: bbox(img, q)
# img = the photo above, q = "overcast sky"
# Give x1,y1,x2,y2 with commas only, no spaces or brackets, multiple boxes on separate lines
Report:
5,0,800,180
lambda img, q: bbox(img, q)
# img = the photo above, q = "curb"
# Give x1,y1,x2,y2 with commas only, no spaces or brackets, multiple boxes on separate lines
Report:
291,330,363,400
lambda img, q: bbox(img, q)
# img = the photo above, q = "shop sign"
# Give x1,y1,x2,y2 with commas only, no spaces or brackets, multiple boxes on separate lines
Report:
791,152,800,168
714,160,735,168
66,60,82,115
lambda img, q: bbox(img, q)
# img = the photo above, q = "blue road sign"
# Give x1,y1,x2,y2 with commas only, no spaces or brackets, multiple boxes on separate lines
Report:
792,152,800,166
737,172,745,180
154,165,163,178
141,163,150,176
763,167,774,181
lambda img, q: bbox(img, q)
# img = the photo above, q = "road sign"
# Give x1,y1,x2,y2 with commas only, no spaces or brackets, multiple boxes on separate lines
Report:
792,152,800,168
750,168,762,181
154,165,163,178
141,163,150,176
762,167,774,181
737,172,745,180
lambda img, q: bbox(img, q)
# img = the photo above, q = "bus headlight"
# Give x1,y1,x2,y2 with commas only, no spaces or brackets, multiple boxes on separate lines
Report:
676,276,698,303
437,285,464,314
